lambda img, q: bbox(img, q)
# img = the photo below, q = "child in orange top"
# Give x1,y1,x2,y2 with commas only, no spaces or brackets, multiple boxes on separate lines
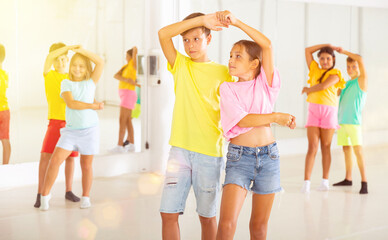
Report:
34,43,81,208
0,44,11,165
301,44,345,193
110,47,140,153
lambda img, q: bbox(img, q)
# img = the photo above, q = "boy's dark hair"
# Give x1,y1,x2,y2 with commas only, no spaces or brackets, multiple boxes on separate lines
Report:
317,47,336,83
181,12,211,37
0,44,5,63
234,40,262,78
49,42,68,55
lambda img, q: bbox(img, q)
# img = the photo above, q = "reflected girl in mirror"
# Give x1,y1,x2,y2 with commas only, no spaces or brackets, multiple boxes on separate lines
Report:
110,47,140,153
40,46,104,210
0,44,11,165
35,43,81,208
301,44,345,193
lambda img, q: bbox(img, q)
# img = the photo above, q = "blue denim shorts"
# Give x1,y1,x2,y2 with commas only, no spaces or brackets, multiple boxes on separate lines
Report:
159,146,224,218
224,142,282,195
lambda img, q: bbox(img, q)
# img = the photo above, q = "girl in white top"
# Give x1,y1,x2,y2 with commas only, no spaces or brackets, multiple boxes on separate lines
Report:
40,47,104,210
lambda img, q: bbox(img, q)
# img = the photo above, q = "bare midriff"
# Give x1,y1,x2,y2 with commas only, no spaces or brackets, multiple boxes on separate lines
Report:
230,124,275,147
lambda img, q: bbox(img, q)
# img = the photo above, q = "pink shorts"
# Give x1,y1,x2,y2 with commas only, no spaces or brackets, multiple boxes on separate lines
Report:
305,103,339,129
119,89,137,110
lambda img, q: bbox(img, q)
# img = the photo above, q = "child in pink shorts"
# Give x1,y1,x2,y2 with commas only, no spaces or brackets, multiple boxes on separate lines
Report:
301,44,345,193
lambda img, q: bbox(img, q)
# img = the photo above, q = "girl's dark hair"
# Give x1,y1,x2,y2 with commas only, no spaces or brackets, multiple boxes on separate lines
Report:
127,49,133,57
233,40,262,78
317,47,335,83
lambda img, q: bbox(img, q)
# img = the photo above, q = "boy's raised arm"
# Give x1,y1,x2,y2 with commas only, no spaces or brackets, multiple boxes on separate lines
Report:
43,45,79,76
158,14,226,68
337,48,367,91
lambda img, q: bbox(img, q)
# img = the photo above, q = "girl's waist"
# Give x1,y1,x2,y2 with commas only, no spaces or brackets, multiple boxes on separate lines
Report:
230,126,275,148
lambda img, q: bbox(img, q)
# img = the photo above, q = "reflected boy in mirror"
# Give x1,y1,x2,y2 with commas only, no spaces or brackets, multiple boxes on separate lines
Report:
0,44,11,165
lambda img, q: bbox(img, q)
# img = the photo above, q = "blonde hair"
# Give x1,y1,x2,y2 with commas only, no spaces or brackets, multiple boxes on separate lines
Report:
69,53,92,81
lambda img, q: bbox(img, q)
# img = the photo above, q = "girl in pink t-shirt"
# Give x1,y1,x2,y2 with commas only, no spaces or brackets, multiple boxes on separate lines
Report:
216,11,295,239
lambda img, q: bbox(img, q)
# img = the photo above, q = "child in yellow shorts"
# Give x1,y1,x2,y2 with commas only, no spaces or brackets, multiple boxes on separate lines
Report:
333,48,368,194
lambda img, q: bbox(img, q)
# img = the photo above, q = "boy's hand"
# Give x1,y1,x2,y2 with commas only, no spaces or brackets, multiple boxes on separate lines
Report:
203,13,228,31
216,10,237,26
334,47,344,54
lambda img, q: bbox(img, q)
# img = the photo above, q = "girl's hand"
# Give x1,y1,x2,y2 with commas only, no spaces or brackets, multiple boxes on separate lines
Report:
289,116,296,129
216,10,237,26
203,13,228,31
98,102,104,110
301,87,310,95
274,113,295,127
135,83,141,88
93,101,104,110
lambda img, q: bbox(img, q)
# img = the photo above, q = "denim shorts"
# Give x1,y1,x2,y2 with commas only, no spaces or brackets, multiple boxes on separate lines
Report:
159,146,224,218
56,126,99,155
224,142,282,195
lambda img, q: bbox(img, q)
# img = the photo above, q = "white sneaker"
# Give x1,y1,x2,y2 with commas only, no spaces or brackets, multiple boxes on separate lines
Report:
109,145,126,153
301,181,311,193
317,180,330,191
40,194,51,211
80,197,91,209
124,143,135,152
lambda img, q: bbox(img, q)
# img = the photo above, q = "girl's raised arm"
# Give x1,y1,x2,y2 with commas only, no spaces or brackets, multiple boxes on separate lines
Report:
217,10,274,85
74,47,104,83
305,44,334,69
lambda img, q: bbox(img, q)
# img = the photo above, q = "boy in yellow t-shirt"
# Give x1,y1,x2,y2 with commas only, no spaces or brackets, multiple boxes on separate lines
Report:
0,44,11,165
158,12,232,239
34,43,81,208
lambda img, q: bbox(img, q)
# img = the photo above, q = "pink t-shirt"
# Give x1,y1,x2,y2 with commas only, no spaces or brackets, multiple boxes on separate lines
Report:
220,66,281,141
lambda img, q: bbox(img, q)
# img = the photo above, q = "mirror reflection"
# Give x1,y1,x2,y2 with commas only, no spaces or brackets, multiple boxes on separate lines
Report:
0,0,145,165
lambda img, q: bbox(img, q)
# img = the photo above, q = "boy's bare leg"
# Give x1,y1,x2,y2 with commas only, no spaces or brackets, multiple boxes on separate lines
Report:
199,216,217,240
161,212,180,240
343,146,353,180
1,139,10,165
353,145,367,182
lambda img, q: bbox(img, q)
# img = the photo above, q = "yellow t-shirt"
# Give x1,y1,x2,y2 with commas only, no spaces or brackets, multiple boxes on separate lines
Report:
168,51,233,157
119,59,137,91
306,60,345,107
44,70,68,120
0,69,9,111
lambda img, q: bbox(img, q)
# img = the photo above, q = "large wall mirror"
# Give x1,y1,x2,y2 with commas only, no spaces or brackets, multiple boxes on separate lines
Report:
182,0,388,143
0,0,147,165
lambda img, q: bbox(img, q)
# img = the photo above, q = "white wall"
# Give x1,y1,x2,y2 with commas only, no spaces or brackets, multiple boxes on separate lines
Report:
0,0,98,109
